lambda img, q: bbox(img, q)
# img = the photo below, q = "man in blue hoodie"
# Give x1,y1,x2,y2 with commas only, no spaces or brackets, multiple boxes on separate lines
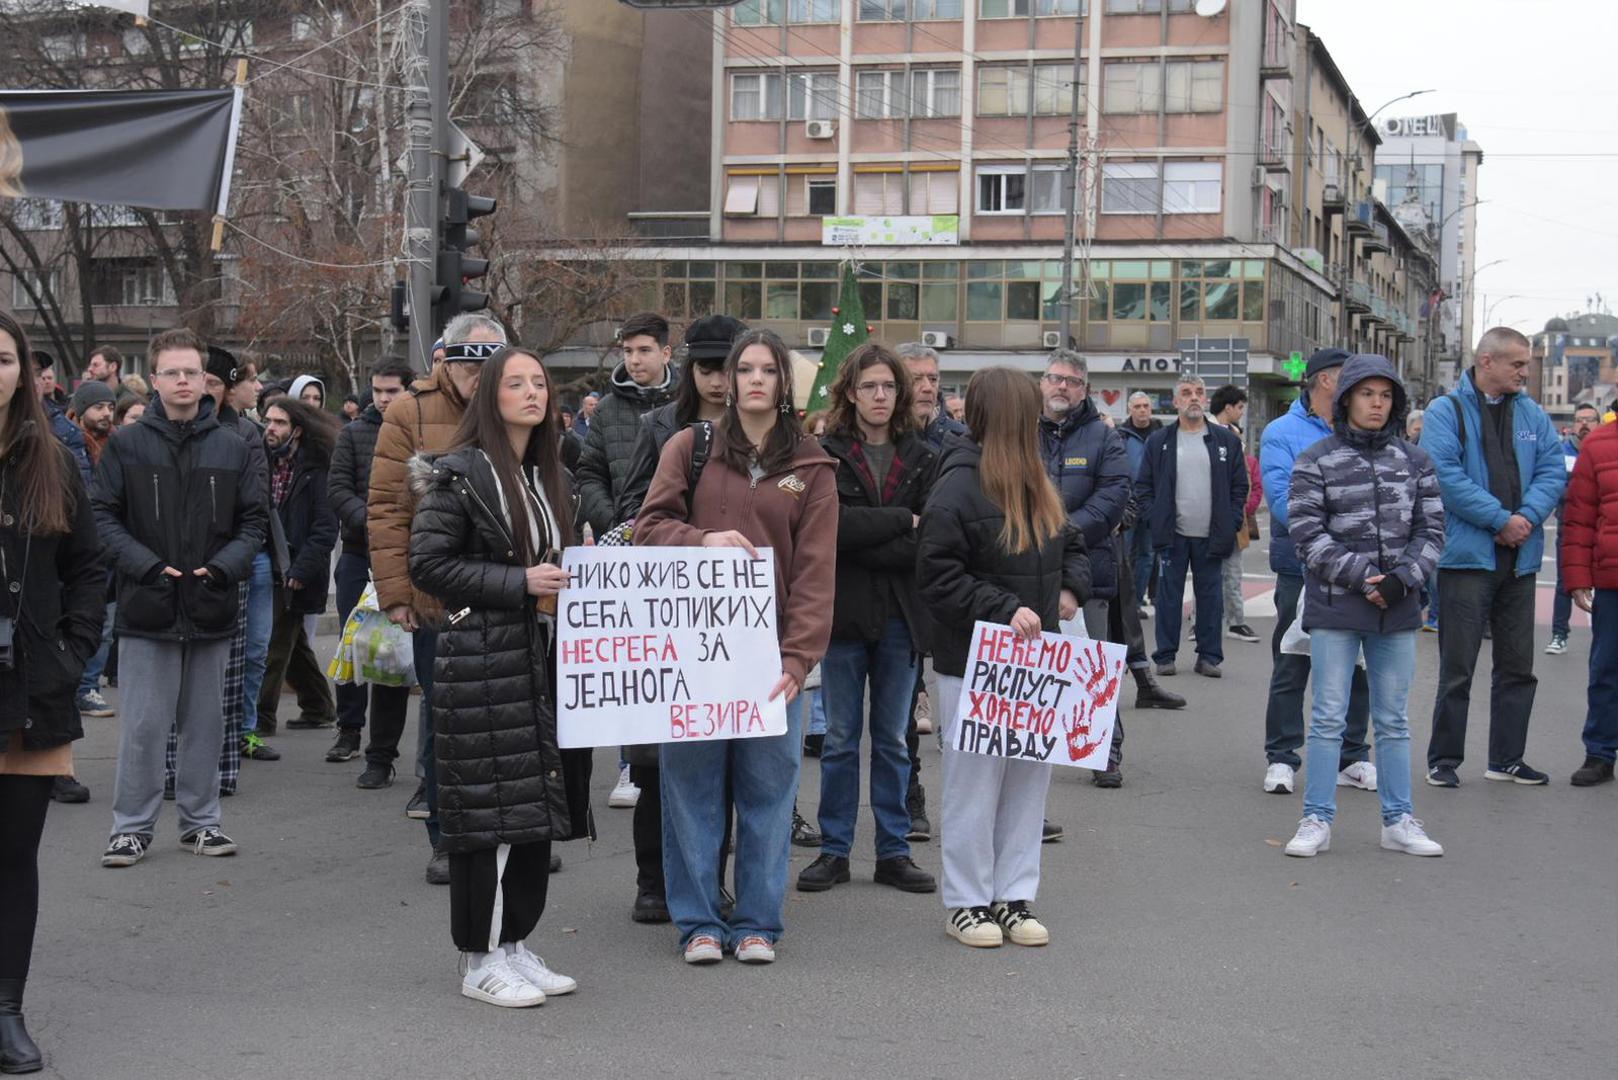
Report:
1257,348,1373,795
1423,327,1567,787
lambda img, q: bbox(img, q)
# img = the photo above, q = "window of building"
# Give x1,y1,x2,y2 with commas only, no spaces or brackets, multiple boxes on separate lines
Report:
914,0,964,15
982,0,1087,14
854,172,906,215
910,68,961,117
731,73,777,120
1101,162,1157,214
857,70,906,118
1105,0,1191,12
1103,60,1222,114
788,0,840,21
1374,161,1445,225
659,262,718,320
10,269,59,310
1179,259,1265,323
976,165,1064,214
734,0,783,22
291,14,317,39
921,261,959,321
979,64,1081,116
1093,260,1174,322
87,258,174,307
731,71,837,121
7,199,65,231
807,178,837,215
724,174,783,216
1033,64,1080,115
790,72,839,120
908,171,960,214
1162,161,1221,214
858,0,907,17
724,264,765,322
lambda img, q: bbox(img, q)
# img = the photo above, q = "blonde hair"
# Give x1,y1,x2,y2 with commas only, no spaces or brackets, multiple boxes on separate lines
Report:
964,367,1066,555
0,105,23,198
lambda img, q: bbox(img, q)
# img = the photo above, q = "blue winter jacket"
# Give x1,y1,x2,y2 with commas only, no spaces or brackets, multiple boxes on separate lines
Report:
1259,394,1331,578
1038,398,1131,599
46,398,93,487
1135,420,1248,560
1420,369,1567,575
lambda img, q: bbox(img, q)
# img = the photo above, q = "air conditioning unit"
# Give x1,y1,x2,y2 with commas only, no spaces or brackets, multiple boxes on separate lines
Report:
806,327,830,347
1042,330,1066,350
1251,166,1267,187
804,120,836,140
921,330,953,349
1323,182,1342,202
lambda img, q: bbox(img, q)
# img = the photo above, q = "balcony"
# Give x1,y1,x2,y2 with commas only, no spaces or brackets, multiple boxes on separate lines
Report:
1345,200,1374,236
1368,297,1390,324
1259,139,1290,173
1345,280,1372,314
1321,182,1346,214
1364,221,1391,254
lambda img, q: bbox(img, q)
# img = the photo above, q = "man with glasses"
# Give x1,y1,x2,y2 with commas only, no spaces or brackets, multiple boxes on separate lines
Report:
94,329,268,867
1134,374,1248,679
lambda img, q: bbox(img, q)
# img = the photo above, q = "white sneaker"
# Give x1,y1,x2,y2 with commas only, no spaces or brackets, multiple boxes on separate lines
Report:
608,765,640,808
1284,815,1331,857
1263,762,1295,794
915,690,934,735
1380,814,1443,856
947,906,1003,948
461,954,545,1007
683,934,723,965
735,935,777,964
1337,761,1378,791
504,943,577,996
990,900,1049,947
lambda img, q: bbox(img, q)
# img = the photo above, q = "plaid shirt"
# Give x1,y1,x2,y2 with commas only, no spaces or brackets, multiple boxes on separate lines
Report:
270,453,294,507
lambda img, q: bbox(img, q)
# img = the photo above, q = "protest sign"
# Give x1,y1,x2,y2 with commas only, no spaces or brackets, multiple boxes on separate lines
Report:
557,546,787,748
951,621,1129,769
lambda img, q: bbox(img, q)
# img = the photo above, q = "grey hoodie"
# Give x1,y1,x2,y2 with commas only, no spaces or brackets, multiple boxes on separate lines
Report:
1287,354,1446,634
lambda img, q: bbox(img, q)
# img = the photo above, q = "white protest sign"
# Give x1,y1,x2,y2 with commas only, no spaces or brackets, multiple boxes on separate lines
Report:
557,546,787,748
951,621,1128,769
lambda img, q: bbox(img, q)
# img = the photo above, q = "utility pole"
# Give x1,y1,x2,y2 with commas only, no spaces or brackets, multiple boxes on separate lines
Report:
1058,12,1084,348
403,0,448,375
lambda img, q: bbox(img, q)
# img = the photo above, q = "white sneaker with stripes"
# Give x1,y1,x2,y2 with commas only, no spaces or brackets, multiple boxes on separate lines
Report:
504,943,576,996
461,954,546,1008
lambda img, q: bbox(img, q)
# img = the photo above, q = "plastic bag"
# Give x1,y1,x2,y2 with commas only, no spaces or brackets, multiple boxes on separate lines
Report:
1279,594,1311,656
327,582,418,687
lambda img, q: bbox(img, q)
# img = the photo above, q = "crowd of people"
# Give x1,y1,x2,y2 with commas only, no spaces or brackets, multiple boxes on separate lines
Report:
2,303,1615,1067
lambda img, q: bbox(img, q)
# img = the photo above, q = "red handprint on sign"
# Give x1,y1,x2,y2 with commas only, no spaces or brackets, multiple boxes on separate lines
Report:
1065,641,1123,762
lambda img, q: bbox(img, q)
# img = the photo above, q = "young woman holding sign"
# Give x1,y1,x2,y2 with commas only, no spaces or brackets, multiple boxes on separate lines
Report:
797,343,938,896
408,346,592,1008
916,367,1090,948
636,328,838,965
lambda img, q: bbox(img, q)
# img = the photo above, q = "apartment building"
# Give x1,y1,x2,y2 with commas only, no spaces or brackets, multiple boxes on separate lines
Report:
1533,312,1617,423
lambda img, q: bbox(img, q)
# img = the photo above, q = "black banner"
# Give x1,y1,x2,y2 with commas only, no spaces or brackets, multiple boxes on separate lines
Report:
0,88,239,212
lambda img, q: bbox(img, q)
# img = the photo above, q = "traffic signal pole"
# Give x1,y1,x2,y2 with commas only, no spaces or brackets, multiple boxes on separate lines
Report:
404,0,448,375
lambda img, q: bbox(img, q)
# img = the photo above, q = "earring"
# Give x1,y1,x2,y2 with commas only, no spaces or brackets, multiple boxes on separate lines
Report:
725,393,734,407
779,399,792,413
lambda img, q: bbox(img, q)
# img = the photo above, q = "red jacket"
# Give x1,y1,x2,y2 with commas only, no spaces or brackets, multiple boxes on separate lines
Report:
1562,420,1618,592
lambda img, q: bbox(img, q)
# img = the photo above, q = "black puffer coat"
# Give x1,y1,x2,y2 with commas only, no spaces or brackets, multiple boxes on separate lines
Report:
328,402,381,556
575,362,676,534
823,430,936,649
0,445,106,752
614,401,682,524
274,441,338,616
407,448,592,854
916,437,1092,678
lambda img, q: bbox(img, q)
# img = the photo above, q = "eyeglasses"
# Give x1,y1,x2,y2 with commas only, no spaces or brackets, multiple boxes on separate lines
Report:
153,369,202,382
1042,373,1085,389
855,381,898,398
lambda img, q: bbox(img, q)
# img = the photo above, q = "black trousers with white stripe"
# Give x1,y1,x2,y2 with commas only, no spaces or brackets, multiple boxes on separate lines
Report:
449,841,552,953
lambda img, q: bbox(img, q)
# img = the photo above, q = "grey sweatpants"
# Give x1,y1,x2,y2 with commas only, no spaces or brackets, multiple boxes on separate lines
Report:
937,674,1052,910
110,637,230,842
1222,550,1245,626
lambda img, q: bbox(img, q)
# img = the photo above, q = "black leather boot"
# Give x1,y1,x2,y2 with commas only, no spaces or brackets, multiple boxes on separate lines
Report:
1132,666,1186,710
0,978,43,1075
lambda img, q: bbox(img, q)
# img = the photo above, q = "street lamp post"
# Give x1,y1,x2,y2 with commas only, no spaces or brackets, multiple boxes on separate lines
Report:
1364,89,1437,130
1482,293,1525,327
1460,258,1506,361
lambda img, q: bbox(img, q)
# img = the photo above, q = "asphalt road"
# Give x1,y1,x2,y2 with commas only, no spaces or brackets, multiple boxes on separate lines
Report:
26,549,1615,1080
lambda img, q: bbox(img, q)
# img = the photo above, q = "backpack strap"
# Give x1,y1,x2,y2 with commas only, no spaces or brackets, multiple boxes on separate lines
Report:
686,421,713,514
1447,391,1468,466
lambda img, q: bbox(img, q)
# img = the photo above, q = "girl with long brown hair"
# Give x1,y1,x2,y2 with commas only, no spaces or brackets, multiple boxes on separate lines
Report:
915,366,1090,950
0,310,106,1072
408,345,588,1008
635,328,838,966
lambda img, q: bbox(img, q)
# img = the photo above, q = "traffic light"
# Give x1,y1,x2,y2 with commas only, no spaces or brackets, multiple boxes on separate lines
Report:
434,187,495,326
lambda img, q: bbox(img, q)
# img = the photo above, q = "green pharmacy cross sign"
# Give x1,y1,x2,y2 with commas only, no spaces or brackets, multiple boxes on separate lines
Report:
1283,351,1308,381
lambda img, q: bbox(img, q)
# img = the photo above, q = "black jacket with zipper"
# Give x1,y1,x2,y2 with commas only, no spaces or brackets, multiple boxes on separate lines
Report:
823,430,936,649
90,395,269,642
0,443,107,752
274,440,339,615
328,402,381,557
916,437,1091,678
406,449,592,854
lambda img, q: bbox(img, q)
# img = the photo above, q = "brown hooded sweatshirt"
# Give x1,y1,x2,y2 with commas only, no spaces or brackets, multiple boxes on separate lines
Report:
635,425,838,688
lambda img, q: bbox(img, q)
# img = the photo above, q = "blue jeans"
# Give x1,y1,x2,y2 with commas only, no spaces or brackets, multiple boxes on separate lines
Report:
1583,589,1618,761
818,619,917,860
1264,573,1370,768
661,704,802,950
1153,534,1224,666
1552,528,1573,637
792,688,826,737
416,626,441,848
1305,629,1416,825
1129,522,1154,604
240,551,274,733
77,600,115,697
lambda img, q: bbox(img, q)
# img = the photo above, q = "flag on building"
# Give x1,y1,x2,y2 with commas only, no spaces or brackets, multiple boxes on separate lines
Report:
807,262,869,410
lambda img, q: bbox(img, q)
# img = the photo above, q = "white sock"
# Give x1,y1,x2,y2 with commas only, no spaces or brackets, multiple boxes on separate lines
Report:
501,942,520,958
465,950,494,971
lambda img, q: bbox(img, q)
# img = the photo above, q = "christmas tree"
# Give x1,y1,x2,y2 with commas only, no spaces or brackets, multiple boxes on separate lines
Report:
807,261,870,410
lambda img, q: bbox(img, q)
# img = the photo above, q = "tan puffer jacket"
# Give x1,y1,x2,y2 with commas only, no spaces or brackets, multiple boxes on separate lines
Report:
366,364,470,623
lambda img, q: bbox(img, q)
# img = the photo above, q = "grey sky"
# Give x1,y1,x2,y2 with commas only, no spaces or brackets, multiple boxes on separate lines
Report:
1295,0,1618,343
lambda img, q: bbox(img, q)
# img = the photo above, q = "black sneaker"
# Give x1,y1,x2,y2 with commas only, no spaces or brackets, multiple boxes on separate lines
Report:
286,714,334,730
1571,756,1615,786
325,729,362,763
791,808,823,848
632,890,671,923
183,827,238,857
1228,624,1262,643
356,762,395,789
796,853,851,892
550,852,562,873
1091,767,1122,789
1426,765,1460,788
405,783,431,819
906,784,932,842
241,733,281,761
51,775,90,803
1133,675,1186,710
425,848,450,885
874,855,936,893
1041,819,1064,844
101,833,147,868
802,733,825,758
1484,761,1549,785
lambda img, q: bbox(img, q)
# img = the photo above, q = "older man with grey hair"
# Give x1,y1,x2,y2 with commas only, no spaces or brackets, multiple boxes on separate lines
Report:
367,311,508,883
